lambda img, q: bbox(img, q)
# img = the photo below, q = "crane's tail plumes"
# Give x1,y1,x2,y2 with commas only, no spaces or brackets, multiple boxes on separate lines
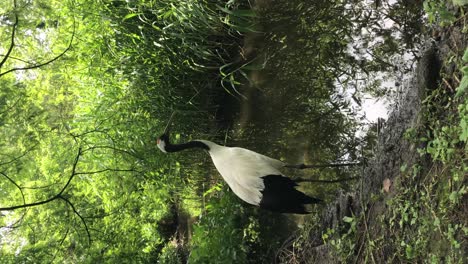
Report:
259,175,322,214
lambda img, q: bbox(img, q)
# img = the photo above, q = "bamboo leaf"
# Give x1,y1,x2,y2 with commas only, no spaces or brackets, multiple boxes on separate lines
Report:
215,4,257,17
123,13,138,21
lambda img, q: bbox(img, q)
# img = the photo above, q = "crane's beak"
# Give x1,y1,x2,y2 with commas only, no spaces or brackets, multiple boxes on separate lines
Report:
163,111,176,135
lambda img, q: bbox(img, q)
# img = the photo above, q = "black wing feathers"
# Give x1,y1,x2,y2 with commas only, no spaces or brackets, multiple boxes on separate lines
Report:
259,175,322,214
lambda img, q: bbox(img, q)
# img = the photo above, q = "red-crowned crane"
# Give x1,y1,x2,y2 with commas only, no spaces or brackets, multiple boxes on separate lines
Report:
156,115,328,214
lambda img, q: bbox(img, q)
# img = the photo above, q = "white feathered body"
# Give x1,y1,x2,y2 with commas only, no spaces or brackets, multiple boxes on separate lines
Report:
198,140,285,206
157,136,320,214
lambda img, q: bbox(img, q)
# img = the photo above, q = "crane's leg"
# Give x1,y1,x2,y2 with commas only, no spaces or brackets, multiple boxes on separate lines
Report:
294,176,359,183
285,162,362,169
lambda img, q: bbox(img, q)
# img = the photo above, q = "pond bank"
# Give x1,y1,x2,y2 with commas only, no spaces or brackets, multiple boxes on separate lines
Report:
276,18,467,263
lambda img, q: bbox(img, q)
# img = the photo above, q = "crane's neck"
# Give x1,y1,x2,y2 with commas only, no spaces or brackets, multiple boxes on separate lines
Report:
164,140,210,153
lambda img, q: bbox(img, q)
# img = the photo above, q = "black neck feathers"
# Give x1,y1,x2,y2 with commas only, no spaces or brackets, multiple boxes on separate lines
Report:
165,140,210,152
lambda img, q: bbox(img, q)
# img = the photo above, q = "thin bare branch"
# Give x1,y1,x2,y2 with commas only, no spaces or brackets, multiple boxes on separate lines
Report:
74,167,141,176
0,171,27,229
82,145,144,160
56,147,82,196
21,182,59,190
0,171,25,205
0,147,82,211
0,0,18,69
0,54,30,64
0,144,38,167
0,97,22,117
50,227,70,263
59,196,91,246
0,5,76,78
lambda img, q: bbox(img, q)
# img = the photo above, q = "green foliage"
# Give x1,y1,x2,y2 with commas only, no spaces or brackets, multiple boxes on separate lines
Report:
456,48,468,97
452,0,468,6
283,3,467,263
424,0,456,26
384,45,467,262
0,0,262,261
189,192,253,264
1,0,197,261
158,242,183,264
100,0,254,98
1,0,435,262
321,215,359,261
419,48,468,163
380,161,466,262
374,45,468,260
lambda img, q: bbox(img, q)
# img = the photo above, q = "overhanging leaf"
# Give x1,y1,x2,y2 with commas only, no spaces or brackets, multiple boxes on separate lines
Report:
123,13,138,21
452,0,468,6
455,75,468,97
462,47,468,62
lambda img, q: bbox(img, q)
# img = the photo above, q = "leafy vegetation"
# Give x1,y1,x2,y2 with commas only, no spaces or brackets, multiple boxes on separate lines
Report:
1,0,464,262
283,1,467,263
0,0,251,262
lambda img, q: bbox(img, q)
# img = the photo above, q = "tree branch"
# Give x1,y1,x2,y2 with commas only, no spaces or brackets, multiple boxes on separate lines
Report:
0,54,30,64
0,97,22,118
0,171,25,205
50,227,70,263
0,147,82,211
0,171,27,229
0,0,18,69
21,182,59,190
82,145,144,160
59,196,91,246
0,144,38,167
56,147,82,196
74,167,141,176
0,4,76,78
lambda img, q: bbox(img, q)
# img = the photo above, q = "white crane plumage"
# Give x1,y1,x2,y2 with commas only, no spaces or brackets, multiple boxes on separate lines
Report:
156,115,322,214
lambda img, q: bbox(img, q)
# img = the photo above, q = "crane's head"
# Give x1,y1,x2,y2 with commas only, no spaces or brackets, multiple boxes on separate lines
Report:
157,133,169,153
157,112,175,153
